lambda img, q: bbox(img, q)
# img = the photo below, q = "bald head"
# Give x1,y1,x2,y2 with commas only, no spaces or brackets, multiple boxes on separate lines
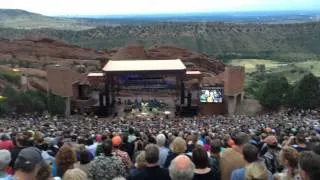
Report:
169,155,195,180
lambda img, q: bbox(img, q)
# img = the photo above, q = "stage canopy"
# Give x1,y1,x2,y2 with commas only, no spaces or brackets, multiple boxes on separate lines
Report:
103,59,186,75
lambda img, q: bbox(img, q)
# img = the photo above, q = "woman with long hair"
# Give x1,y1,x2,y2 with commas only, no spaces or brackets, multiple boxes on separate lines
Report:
274,147,301,180
53,144,77,178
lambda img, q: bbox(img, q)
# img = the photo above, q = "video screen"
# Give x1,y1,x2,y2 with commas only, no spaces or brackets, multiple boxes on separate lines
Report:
200,87,223,103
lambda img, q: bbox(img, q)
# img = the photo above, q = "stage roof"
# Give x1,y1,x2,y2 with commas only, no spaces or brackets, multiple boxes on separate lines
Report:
103,59,186,73
88,72,105,77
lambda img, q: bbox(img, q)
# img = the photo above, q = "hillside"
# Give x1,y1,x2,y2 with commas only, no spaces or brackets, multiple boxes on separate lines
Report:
0,9,93,30
1,22,320,61
0,37,225,93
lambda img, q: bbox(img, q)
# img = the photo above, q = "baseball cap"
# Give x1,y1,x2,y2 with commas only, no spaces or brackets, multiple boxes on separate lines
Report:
264,136,278,145
17,147,43,166
0,149,11,170
112,136,122,146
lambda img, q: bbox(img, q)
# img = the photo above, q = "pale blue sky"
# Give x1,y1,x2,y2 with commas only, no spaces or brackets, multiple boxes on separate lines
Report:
1,0,320,16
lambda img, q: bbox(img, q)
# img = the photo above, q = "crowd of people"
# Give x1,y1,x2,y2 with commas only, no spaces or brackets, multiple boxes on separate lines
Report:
0,109,320,180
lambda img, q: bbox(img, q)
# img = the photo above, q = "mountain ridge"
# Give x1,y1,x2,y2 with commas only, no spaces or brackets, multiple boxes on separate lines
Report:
0,9,94,30
1,21,320,61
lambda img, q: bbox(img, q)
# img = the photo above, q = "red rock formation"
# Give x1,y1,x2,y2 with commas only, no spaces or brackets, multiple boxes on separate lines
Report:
0,37,226,92
0,37,110,61
147,46,225,75
111,44,148,60
109,44,225,75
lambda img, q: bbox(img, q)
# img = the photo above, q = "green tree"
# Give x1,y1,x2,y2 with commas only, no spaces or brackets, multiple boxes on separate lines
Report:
290,73,320,109
257,75,290,110
47,93,66,115
0,87,65,116
256,64,266,73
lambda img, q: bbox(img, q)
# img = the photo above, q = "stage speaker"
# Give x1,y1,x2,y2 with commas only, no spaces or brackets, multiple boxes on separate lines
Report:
105,83,109,107
187,92,192,107
99,93,104,107
180,82,185,105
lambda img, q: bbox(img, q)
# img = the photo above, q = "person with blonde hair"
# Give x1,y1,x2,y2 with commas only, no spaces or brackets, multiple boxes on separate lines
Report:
231,144,272,180
63,168,87,180
164,137,187,168
274,147,300,180
245,162,270,180
129,151,147,177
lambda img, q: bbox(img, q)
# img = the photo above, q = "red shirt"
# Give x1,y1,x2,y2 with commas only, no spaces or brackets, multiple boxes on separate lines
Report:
0,140,14,150
114,149,132,169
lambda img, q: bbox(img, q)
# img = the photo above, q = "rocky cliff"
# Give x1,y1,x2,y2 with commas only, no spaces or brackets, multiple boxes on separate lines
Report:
0,37,225,92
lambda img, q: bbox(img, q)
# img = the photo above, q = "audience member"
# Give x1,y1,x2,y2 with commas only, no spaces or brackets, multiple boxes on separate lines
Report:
89,139,127,180
220,132,250,180
63,168,88,180
0,150,12,179
274,146,301,180
209,139,221,180
164,137,187,168
0,135,13,151
13,147,44,180
262,135,281,174
299,151,320,180
156,134,169,168
74,148,92,176
169,155,195,180
192,146,215,180
129,151,146,177
53,144,77,178
130,144,170,180
231,143,272,180
113,135,133,169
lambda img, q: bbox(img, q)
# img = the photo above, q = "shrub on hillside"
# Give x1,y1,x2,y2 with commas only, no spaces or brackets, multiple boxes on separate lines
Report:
0,71,20,86
0,87,65,116
257,75,290,110
289,73,320,109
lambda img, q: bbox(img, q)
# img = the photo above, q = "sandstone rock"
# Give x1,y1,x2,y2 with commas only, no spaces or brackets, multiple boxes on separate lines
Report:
111,44,148,60
0,37,110,61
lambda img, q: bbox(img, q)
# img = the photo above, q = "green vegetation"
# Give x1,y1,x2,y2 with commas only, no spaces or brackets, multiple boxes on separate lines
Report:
2,22,320,61
230,59,285,73
230,59,319,87
0,9,93,30
257,76,290,110
237,58,320,109
0,87,66,116
248,73,320,110
288,73,320,109
0,71,21,86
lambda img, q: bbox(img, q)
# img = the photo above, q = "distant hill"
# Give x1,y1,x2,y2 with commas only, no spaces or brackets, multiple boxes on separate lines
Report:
0,9,93,30
1,9,320,61
1,22,320,61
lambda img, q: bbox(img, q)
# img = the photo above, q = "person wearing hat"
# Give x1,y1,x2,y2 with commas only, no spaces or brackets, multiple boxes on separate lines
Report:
261,136,281,174
112,136,133,170
0,149,12,180
13,147,44,180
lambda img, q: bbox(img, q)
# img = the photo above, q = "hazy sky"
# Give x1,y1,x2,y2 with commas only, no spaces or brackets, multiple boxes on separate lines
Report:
1,0,320,16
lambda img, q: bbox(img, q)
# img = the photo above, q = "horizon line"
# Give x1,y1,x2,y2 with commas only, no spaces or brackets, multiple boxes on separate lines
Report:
1,8,319,17
55,9,320,18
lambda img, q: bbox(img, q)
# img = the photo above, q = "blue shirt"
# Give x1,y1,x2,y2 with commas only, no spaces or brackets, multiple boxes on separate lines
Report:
159,146,169,168
231,167,274,180
0,175,14,180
